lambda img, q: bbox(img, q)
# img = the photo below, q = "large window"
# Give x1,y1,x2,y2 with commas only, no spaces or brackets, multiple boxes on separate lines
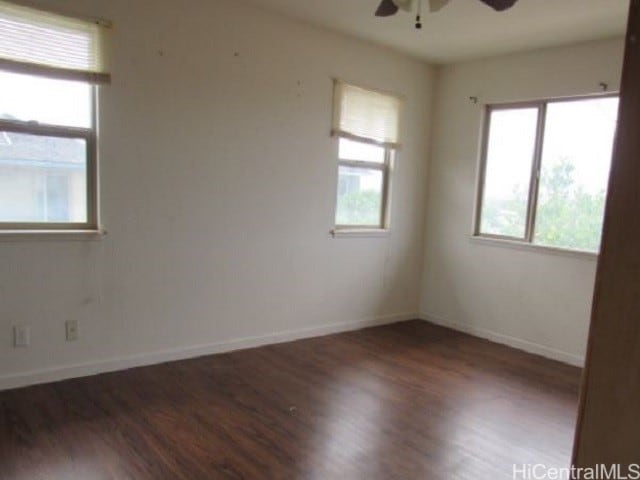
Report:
0,0,109,231
475,96,619,253
331,80,401,231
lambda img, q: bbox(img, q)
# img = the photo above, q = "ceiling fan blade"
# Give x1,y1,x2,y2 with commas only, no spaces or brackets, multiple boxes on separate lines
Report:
428,0,452,12
393,0,414,12
375,0,399,17
478,0,519,11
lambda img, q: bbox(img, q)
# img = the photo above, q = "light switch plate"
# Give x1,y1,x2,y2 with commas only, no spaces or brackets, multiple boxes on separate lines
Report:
13,325,30,347
66,320,79,341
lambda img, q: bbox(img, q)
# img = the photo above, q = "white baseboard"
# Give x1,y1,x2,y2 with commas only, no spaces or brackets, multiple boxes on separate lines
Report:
419,312,585,367
0,312,417,391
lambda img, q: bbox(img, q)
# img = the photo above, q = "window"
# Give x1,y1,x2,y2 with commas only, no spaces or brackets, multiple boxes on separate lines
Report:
0,0,110,231
475,96,619,253
335,138,391,228
331,80,401,231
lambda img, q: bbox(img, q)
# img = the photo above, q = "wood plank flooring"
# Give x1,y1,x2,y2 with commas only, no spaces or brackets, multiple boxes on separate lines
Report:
0,320,581,479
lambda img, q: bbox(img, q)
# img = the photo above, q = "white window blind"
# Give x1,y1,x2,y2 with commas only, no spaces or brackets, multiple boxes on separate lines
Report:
332,80,402,148
0,0,109,83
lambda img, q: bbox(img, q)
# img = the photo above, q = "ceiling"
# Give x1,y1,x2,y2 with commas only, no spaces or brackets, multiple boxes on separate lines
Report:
245,0,629,64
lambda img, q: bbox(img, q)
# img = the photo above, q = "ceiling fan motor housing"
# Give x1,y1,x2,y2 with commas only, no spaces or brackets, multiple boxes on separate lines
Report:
375,0,520,17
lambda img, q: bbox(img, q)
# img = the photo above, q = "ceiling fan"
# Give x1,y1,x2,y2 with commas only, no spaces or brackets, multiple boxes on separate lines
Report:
375,0,519,29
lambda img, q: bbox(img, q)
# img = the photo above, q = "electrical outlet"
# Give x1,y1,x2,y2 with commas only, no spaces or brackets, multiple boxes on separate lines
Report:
65,320,79,341
13,326,30,347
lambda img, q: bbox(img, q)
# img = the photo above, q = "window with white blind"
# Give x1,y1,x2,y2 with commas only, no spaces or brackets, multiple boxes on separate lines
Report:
331,80,402,232
0,1,110,231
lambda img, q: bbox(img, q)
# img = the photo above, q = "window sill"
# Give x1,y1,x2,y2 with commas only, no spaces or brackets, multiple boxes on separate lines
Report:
330,228,390,238
0,228,107,242
469,235,598,261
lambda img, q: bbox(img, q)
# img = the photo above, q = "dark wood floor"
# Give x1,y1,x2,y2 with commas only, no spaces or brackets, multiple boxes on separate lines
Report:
0,320,581,480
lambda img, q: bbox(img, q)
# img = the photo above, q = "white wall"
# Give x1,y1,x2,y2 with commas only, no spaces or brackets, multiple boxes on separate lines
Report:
420,38,625,366
0,0,434,389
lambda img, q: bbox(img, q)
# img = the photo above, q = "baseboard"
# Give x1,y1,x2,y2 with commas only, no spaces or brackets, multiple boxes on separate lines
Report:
419,312,585,367
0,312,417,391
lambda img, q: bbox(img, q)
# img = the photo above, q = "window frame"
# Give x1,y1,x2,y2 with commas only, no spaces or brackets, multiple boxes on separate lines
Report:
473,93,619,252
333,135,393,232
0,85,98,231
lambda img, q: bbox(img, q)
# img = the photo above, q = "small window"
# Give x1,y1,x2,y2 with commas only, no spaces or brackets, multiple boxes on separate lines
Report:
335,138,390,228
331,81,401,231
0,1,110,231
475,96,619,253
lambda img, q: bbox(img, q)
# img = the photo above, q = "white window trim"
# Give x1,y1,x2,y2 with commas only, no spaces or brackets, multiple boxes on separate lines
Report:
472,93,619,255
0,228,106,241
469,234,598,261
330,228,390,238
